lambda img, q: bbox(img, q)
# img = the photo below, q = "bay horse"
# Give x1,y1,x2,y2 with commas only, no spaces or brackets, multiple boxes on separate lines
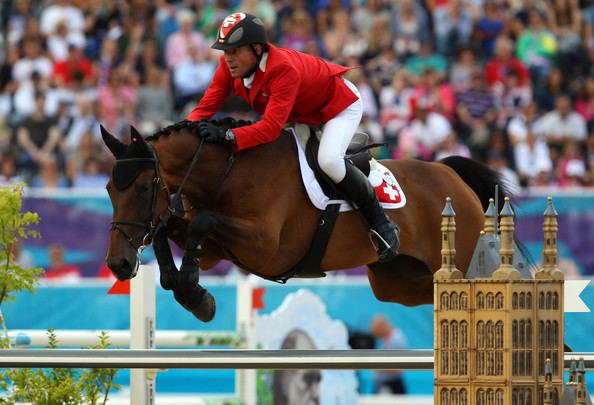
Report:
102,120,506,322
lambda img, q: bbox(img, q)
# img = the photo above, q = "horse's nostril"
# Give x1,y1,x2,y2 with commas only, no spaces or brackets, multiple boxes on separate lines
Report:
119,258,130,271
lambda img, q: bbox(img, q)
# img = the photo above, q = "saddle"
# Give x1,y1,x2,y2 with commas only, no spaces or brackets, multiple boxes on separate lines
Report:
291,123,374,200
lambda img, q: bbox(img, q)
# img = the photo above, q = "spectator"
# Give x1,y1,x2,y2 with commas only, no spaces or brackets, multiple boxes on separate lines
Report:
408,100,453,160
413,68,456,122
534,67,566,112
370,315,407,394
30,154,68,188
46,19,85,61
449,46,480,92
575,76,594,129
12,36,55,117
44,243,81,281
405,40,448,79
279,9,317,53
507,101,543,146
379,70,414,141
556,140,587,187
52,43,95,87
513,128,553,187
432,0,473,56
550,0,583,77
165,9,209,70
392,0,430,58
71,156,109,188
455,70,496,158
40,0,85,38
485,36,531,94
516,8,558,86
138,67,173,132
96,66,137,131
476,0,507,56
16,92,62,180
539,94,587,159
0,154,25,186
134,38,166,85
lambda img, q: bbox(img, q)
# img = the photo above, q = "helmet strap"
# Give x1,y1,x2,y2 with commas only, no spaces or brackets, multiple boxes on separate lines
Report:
242,44,267,79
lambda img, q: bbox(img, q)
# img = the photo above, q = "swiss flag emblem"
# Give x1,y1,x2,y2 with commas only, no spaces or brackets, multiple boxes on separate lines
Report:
375,172,402,203
220,13,246,39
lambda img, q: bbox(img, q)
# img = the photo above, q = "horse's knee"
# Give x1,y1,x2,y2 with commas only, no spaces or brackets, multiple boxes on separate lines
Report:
187,214,218,248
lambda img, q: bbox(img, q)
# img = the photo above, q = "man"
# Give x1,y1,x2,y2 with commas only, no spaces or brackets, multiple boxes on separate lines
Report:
370,315,407,394
187,13,398,262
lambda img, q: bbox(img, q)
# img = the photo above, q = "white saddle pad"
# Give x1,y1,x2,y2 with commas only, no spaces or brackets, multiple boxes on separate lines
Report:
290,130,407,212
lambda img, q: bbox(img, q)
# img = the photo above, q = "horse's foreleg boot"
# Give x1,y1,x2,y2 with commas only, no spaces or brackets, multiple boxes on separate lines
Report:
180,214,219,272
172,268,216,322
153,228,179,291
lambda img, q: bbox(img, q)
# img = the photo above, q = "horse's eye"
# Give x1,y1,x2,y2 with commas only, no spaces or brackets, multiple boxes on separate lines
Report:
136,182,150,194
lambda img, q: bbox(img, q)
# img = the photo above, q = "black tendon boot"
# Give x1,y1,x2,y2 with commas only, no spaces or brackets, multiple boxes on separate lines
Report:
336,162,400,262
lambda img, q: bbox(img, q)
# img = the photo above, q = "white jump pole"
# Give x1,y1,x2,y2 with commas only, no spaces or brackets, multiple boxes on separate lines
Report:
130,264,156,405
235,279,257,405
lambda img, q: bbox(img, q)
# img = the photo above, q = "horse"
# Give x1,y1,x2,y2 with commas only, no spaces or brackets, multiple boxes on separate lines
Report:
101,119,507,322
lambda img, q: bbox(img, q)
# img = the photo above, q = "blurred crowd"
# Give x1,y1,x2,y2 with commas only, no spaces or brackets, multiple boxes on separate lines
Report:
1,0,594,190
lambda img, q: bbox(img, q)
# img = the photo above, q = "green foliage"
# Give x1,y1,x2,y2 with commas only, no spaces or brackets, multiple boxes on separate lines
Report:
0,330,121,405
0,185,121,404
0,184,43,306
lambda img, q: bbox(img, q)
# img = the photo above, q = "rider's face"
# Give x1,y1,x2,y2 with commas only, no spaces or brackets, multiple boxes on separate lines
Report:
224,45,259,78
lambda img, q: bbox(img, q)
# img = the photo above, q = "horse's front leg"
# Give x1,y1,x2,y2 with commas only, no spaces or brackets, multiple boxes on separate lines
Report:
152,228,178,291
172,213,218,322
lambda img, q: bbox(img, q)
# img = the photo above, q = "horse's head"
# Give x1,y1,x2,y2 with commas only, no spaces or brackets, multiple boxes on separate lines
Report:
101,125,171,280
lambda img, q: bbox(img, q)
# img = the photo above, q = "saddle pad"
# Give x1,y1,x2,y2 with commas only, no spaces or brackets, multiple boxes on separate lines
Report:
291,130,407,212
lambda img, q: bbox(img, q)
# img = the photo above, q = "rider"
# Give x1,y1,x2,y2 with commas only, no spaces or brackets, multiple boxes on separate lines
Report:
187,12,399,262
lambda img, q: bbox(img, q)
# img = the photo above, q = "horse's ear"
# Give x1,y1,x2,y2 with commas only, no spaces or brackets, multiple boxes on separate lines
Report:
130,125,144,144
100,124,126,159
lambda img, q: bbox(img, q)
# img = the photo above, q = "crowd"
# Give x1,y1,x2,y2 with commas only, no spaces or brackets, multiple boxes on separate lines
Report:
1,0,594,189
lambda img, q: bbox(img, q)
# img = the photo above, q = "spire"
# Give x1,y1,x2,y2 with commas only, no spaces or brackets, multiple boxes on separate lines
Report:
434,197,463,280
493,197,520,280
535,197,564,280
484,198,496,235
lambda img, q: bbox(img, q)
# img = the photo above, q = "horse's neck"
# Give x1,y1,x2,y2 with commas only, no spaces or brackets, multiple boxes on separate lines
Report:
154,131,299,208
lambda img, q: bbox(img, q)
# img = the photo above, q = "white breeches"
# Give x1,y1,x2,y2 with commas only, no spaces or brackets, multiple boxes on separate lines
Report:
317,78,363,183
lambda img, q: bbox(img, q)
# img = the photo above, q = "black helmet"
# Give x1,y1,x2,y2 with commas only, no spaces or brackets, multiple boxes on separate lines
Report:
212,13,268,50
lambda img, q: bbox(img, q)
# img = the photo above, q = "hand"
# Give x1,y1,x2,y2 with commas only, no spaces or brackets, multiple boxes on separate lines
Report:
197,121,227,144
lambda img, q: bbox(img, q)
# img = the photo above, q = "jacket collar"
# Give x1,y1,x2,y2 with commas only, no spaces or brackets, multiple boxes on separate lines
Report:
248,45,275,102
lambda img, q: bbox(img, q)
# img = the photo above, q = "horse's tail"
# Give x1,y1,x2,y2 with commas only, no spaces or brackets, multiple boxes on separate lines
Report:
439,155,505,211
438,155,535,269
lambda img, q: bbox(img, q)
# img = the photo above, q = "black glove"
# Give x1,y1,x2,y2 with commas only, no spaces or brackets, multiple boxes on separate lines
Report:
198,121,227,144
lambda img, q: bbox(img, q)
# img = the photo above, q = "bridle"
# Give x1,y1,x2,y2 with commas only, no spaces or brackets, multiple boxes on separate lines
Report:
109,145,173,257
109,134,236,269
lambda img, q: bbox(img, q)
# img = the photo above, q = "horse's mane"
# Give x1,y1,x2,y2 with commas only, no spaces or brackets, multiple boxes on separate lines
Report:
146,118,252,142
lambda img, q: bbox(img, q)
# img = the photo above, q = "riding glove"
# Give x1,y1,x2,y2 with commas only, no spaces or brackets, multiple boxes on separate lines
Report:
198,122,227,144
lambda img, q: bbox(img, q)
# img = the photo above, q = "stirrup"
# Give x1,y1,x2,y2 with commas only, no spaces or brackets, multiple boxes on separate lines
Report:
368,229,398,262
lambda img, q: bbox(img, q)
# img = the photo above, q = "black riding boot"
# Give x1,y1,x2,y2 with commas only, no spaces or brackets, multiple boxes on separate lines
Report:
336,163,400,263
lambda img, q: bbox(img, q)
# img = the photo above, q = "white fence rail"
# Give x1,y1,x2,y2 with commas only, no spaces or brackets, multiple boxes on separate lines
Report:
0,349,593,370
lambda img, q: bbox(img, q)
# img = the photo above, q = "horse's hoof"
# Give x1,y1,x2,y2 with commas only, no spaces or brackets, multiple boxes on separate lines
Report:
191,290,216,322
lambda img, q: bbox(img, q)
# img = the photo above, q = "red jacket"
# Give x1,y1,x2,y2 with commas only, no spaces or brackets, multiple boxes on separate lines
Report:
187,44,358,151
484,57,530,88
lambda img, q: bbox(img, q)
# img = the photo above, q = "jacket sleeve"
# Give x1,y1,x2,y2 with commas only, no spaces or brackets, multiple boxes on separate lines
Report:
187,57,232,121
233,64,301,151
